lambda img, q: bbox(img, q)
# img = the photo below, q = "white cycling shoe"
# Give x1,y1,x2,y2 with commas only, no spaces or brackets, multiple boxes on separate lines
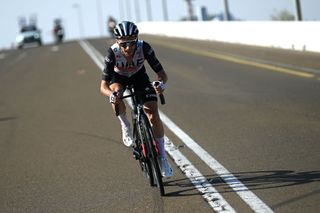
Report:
122,125,133,147
159,157,173,178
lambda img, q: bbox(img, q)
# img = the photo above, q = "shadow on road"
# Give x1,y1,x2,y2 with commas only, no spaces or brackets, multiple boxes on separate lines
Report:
163,170,320,197
0,116,17,122
213,170,320,191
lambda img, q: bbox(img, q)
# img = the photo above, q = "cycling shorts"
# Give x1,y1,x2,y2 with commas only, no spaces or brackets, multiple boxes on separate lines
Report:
109,70,157,103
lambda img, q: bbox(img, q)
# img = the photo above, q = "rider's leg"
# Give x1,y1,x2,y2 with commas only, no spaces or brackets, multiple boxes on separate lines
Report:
144,101,173,177
143,101,164,138
110,83,133,147
109,83,125,114
144,101,166,156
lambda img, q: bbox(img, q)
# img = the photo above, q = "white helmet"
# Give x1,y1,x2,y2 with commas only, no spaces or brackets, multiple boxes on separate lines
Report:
114,21,139,38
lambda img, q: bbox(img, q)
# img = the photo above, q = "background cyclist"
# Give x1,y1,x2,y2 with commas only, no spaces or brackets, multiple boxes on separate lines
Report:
99,21,173,177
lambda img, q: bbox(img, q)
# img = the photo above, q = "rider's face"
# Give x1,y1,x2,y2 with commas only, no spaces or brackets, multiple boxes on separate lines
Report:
117,36,137,57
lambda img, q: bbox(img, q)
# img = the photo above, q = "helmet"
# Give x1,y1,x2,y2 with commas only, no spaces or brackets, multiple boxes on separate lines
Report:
114,21,139,38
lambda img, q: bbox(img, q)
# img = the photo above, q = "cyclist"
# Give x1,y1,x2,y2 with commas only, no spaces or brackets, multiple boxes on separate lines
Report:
107,16,116,37
100,21,173,177
53,19,64,44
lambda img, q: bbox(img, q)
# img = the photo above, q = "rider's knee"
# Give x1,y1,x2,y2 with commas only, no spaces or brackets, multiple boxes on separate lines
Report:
146,110,160,124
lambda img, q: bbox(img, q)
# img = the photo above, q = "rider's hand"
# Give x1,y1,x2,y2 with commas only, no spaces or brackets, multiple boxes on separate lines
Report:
109,92,120,104
152,81,165,94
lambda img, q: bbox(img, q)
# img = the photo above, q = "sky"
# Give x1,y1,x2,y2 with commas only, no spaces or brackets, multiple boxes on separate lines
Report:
1,0,319,49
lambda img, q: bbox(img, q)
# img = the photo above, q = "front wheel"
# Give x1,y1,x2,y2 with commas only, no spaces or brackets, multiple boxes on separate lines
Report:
134,120,154,186
141,114,165,196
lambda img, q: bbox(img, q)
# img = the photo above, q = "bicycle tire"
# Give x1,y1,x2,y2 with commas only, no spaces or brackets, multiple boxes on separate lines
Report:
134,119,154,186
140,113,165,196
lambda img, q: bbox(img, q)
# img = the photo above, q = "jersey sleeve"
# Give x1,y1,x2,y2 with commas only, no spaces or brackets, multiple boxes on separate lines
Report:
143,41,163,73
102,48,115,82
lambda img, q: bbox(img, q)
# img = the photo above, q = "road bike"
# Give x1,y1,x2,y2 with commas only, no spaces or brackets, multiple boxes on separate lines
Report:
114,83,166,196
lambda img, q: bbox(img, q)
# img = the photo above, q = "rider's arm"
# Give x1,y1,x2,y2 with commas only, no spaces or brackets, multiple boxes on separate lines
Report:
100,48,115,97
143,41,168,84
143,42,163,71
100,80,113,97
156,70,168,84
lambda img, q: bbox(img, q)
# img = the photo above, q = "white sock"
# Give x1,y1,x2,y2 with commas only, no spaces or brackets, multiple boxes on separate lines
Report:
156,137,166,158
118,113,130,128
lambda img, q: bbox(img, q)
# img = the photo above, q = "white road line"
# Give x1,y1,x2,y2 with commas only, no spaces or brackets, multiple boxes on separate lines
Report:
78,40,273,212
79,40,104,70
164,136,235,212
7,52,27,66
51,45,60,52
160,113,274,213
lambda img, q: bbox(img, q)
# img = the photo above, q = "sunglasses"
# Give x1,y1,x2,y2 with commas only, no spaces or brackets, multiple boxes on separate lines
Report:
118,39,137,48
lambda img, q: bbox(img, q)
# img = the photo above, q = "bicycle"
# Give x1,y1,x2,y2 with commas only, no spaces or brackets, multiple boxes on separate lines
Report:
114,82,166,196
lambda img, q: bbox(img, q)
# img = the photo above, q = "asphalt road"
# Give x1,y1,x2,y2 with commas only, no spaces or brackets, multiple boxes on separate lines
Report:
0,35,319,212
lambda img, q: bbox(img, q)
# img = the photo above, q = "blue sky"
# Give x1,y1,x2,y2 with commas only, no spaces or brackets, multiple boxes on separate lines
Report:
1,0,319,49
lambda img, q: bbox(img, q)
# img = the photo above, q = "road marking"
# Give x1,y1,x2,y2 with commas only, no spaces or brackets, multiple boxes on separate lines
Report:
51,45,60,52
151,39,316,79
7,52,27,66
160,113,274,213
79,40,236,212
16,52,27,61
165,136,236,212
78,40,104,69
79,40,274,212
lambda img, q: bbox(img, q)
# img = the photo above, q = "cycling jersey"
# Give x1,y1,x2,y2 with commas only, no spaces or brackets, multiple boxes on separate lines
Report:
102,40,163,82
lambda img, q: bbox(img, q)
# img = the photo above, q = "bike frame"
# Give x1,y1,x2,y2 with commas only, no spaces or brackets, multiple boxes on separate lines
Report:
119,85,165,196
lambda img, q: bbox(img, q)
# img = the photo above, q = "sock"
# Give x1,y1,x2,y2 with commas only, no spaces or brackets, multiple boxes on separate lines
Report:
156,137,166,158
118,113,130,128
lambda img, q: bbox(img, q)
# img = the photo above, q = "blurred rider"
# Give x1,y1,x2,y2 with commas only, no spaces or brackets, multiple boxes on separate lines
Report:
107,16,116,37
100,21,173,177
53,19,64,44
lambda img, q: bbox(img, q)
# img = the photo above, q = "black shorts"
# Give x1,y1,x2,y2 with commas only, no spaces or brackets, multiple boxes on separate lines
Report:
109,70,157,103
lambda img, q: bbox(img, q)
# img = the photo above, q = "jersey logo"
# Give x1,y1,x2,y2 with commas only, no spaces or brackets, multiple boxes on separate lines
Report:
116,58,144,70
111,40,145,76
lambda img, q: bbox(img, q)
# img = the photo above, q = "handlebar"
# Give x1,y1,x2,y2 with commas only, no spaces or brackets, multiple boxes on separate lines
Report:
113,83,165,116
159,93,165,105
153,81,165,105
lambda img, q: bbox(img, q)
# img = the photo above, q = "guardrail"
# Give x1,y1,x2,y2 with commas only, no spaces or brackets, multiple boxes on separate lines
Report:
137,21,320,53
